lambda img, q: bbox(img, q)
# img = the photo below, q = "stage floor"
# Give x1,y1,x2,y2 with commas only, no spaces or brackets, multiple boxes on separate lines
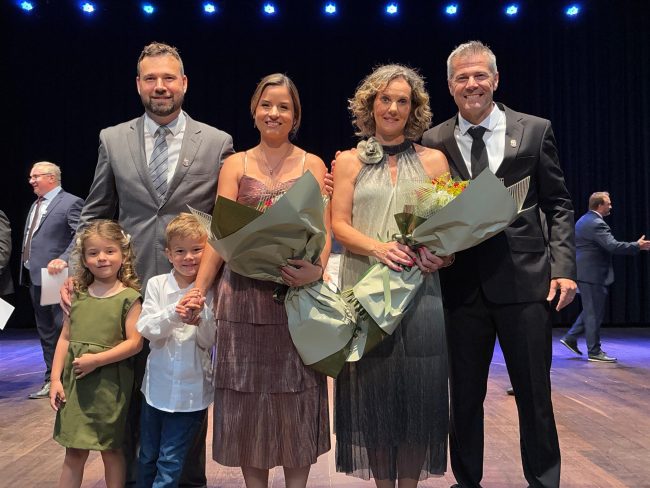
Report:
1,327,649,488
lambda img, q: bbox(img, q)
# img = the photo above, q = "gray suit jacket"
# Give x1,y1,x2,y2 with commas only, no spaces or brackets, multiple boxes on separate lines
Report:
422,103,576,305
575,210,639,286
78,112,234,285
0,210,14,295
20,191,83,287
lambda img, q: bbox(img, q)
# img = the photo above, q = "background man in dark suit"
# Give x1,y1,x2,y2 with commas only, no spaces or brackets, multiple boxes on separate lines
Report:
422,41,577,488
21,162,83,399
0,210,14,297
74,42,234,488
560,192,650,362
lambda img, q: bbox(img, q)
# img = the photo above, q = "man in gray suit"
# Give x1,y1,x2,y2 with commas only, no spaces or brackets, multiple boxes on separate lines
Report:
560,192,650,362
21,162,83,399
422,41,576,488
76,42,233,488
0,210,14,297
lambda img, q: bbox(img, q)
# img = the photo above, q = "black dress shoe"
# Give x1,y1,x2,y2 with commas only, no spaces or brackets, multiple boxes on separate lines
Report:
588,351,617,363
560,338,583,356
506,387,515,396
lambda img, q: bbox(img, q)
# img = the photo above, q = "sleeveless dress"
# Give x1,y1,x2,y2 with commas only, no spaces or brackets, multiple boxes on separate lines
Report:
53,287,141,450
212,152,330,469
335,141,449,481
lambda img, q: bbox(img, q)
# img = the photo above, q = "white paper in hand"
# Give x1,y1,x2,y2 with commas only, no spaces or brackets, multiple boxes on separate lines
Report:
0,297,15,330
40,268,68,306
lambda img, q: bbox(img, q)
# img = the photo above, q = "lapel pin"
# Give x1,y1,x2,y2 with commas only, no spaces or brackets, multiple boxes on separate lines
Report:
510,139,517,148
182,158,190,167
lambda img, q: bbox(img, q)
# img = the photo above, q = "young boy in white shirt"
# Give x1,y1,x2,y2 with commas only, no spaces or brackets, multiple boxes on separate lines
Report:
136,213,215,487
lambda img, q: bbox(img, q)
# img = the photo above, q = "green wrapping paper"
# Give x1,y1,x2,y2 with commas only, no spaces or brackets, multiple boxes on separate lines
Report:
190,171,356,378
348,169,526,351
209,172,327,284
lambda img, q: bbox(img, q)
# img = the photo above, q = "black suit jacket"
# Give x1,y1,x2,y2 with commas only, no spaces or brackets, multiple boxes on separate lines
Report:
421,103,576,306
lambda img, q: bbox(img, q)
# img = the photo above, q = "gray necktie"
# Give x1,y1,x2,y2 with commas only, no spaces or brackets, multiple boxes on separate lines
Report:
150,125,171,199
468,125,488,179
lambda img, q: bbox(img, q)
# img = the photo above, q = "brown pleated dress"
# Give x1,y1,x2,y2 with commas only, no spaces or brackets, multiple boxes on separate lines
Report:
212,174,330,469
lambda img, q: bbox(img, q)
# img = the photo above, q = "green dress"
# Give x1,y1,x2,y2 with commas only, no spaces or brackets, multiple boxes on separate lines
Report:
53,287,141,450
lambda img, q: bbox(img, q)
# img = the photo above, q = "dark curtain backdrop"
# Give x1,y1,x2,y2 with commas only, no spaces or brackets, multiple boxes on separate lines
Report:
2,0,649,327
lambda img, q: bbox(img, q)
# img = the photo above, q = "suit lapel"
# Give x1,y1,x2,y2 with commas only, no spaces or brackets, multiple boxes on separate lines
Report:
33,192,64,235
166,114,202,202
441,116,471,180
496,104,523,178
129,116,160,203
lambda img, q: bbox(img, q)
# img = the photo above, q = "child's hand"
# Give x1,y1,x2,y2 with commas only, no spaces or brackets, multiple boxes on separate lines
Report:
72,353,99,379
49,380,66,411
176,289,205,325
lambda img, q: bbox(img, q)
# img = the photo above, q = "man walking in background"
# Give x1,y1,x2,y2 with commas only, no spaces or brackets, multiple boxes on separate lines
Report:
561,191,650,362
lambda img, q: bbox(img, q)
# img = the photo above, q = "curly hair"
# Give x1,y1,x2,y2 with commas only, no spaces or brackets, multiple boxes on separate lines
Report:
250,73,302,139
71,220,140,294
349,64,432,140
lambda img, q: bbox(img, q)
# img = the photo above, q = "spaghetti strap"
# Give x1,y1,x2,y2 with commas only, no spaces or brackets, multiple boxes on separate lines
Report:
243,151,249,175
301,152,308,174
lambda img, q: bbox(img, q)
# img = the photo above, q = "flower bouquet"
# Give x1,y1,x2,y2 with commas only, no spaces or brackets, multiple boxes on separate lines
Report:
189,171,356,378
343,168,530,357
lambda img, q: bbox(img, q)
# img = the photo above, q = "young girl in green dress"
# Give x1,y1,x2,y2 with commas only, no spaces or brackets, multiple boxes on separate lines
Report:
49,220,143,488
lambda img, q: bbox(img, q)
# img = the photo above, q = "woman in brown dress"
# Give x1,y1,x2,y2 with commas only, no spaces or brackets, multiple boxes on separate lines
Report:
192,73,331,488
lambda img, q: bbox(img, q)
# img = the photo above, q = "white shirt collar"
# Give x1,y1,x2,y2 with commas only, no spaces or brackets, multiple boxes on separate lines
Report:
144,111,186,138
42,185,62,201
458,103,503,135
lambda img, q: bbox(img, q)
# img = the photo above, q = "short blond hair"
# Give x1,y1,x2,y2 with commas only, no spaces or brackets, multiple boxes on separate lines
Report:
588,192,610,210
32,161,61,184
165,213,207,248
349,64,432,140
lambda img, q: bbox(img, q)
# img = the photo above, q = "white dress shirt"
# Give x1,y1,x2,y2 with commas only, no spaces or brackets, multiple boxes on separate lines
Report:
455,104,507,177
144,111,187,184
137,271,215,412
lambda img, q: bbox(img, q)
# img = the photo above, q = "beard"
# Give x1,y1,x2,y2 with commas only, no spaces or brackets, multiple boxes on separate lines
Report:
142,92,184,117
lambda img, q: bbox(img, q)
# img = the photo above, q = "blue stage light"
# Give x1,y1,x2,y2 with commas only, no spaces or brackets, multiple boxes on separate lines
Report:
19,1,34,11
263,3,276,15
203,2,216,14
324,2,336,15
565,4,580,16
445,4,458,15
81,2,95,13
142,3,154,14
505,4,518,16
385,3,398,15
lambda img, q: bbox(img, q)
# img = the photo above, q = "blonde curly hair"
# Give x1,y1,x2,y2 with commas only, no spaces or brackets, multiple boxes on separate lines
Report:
349,64,432,140
71,220,140,294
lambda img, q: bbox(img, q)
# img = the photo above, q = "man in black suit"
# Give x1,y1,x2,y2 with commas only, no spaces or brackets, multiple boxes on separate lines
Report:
422,41,577,488
20,162,83,399
560,192,650,362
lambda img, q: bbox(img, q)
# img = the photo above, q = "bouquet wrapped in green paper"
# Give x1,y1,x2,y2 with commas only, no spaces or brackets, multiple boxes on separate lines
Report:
343,169,530,357
189,171,356,378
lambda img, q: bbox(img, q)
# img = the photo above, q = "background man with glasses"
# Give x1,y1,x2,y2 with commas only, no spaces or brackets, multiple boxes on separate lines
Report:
20,161,83,399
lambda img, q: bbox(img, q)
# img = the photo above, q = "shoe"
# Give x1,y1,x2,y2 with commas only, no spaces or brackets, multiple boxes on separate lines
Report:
506,387,515,396
588,351,617,363
560,338,583,356
28,381,51,399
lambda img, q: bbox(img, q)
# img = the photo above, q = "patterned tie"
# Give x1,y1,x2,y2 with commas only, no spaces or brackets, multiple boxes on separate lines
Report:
150,125,171,200
468,125,488,179
23,196,44,264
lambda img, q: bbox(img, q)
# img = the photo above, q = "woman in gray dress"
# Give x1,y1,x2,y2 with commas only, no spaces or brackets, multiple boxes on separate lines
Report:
331,65,452,487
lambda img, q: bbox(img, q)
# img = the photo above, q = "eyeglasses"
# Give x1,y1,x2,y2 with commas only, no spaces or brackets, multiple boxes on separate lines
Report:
28,173,53,182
